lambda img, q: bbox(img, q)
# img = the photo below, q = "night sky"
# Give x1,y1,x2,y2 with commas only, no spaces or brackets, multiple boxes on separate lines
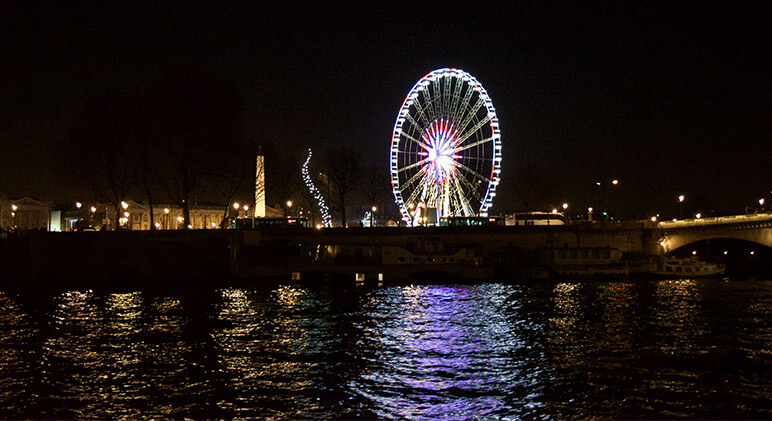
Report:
3,2,772,219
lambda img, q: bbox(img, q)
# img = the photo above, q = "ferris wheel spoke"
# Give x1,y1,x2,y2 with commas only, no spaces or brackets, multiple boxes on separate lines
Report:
404,175,430,209
442,76,452,118
448,77,465,123
451,84,475,128
420,83,438,123
453,135,494,153
451,171,484,204
404,112,427,138
415,101,433,127
454,161,492,184
401,131,432,152
433,77,443,119
396,158,430,173
457,115,492,146
456,97,485,139
399,165,430,194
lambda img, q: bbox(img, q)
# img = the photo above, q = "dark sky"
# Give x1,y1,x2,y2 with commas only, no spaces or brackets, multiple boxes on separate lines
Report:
3,1,772,218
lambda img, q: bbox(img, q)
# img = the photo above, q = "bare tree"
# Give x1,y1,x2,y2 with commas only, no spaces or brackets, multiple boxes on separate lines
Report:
362,165,391,211
150,67,245,228
58,93,142,229
325,147,363,226
209,142,261,227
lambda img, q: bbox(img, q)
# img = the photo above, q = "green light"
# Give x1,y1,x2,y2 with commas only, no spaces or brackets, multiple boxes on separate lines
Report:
602,212,608,216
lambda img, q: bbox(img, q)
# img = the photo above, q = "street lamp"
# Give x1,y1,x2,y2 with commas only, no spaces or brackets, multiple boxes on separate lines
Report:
164,207,169,230
11,203,17,228
371,205,377,227
678,195,685,219
285,201,293,219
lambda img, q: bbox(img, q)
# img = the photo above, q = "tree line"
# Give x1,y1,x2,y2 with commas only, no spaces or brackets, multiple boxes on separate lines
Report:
57,67,395,229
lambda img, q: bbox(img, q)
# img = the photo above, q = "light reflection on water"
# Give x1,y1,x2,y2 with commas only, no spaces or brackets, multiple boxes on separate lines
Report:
352,284,547,419
0,280,771,419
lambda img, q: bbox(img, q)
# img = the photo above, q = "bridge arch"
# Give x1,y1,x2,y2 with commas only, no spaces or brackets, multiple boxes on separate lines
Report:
657,214,772,255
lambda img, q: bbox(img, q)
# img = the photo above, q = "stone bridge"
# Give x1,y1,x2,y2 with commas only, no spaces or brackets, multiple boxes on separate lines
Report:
657,214,772,254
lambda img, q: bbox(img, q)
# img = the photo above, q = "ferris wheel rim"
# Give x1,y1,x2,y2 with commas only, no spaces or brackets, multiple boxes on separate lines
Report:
389,68,501,225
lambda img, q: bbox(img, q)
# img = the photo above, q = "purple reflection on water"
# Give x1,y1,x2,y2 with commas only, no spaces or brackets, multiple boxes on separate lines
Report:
351,284,546,419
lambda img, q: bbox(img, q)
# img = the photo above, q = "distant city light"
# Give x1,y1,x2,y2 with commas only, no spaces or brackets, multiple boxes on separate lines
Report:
90,206,96,213
759,198,765,206
612,179,618,185
121,201,128,209
692,250,697,255
164,208,169,214
651,216,657,222
551,208,558,214
233,202,240,209
562,203,568,210
76,202,82,209
696,213,702,218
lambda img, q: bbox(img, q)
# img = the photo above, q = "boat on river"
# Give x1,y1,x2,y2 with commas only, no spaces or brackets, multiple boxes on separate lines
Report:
552,247,629,279
639,256,725,279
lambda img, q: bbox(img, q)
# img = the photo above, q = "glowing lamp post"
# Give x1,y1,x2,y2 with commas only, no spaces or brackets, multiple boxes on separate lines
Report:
678,195,685,219
285,201,293,219
371,206,377,227
164,208,169,230
11,203,17,228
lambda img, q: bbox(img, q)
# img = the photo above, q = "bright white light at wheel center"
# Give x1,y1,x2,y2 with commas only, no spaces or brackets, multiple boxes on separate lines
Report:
422,120,459,181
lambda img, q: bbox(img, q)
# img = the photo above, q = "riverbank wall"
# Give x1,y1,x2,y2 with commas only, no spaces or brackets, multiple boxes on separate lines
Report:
0,224,662,287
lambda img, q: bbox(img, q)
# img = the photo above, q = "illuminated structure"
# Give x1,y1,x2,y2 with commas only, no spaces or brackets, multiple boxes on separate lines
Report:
255,152,266,218
301,149,332,227
390,68,501,226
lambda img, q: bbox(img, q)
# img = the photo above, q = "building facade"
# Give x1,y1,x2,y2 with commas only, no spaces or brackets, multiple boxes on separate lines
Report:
61,201,228,231
1,197,53,231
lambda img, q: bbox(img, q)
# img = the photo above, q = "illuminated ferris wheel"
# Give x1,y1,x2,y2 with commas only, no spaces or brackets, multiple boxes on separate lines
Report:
390,68,501,226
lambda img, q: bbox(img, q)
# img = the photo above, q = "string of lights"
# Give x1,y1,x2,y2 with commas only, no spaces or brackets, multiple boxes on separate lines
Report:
302,148,332,227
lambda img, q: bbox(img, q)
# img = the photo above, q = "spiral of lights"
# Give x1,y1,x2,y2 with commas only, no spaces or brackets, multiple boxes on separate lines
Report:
390,68,501,226
302,148,332,227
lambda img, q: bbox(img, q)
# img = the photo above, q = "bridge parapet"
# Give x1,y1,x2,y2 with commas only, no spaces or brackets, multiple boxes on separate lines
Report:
658,213,772,230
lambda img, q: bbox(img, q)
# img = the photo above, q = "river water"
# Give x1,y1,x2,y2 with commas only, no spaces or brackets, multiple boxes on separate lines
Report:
1,279,771,419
